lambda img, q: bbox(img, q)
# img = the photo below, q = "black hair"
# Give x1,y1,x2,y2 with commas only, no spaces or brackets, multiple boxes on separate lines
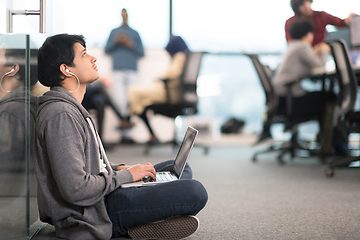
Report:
289,18,314,39
4,49,38,86
290,0,313,14
37,34,86,87
165,35,189,56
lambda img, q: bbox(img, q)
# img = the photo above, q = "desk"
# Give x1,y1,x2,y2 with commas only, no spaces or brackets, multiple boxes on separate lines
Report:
309,65,360,94
311,65,360,82
310,67,337,93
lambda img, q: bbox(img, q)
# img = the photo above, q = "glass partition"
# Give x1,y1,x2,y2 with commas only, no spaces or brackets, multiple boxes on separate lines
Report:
0,33,39,239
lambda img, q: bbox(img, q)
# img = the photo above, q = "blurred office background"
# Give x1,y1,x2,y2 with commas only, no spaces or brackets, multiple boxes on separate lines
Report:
1,0,359,142
1,1,360,239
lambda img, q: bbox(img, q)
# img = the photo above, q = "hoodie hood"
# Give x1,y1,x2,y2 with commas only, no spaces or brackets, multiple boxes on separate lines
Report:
38,86,90,119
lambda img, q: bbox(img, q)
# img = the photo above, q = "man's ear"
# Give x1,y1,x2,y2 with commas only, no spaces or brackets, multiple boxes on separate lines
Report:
60,64,72,77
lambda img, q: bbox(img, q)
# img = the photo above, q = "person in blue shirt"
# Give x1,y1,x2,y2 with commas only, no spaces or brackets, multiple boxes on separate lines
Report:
105,8,144,144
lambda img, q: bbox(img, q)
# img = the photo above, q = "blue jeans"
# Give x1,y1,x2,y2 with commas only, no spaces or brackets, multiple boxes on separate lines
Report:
105,160,208,238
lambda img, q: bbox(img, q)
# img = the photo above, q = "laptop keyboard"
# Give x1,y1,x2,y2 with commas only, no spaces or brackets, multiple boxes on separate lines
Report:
156,172,178,181
142,172,177,183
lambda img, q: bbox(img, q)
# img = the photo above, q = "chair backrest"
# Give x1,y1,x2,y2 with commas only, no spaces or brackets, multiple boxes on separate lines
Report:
244,54,278,114
144,52,205,118
179,52,205,108
327,39,358,115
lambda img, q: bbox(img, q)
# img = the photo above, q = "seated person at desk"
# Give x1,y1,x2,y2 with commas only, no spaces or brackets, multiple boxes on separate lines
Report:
273,18,332,103
128,35,189,145
260,19,338,148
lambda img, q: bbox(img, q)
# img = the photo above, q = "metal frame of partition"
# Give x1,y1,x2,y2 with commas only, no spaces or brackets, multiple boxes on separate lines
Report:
6,0,46,33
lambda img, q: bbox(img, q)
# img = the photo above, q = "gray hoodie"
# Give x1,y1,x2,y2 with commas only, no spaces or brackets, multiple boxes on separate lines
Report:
35,86,132,240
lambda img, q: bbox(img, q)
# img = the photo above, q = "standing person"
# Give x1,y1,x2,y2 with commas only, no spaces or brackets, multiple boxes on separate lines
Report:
105,8,144,144
35,34,207,240
285,0,356,47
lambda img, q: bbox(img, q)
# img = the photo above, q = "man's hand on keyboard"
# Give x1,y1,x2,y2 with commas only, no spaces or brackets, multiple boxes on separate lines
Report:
142,176,156,182
128,163,156,182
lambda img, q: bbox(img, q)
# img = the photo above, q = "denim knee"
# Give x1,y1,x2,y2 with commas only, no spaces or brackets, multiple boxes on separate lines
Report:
183,180,208,214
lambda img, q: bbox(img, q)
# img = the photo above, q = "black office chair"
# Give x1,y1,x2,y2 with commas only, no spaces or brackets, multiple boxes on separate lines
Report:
323,40,359,177
283,86,338,163
247,54,326,164
143,52,209,155
245,54,287,164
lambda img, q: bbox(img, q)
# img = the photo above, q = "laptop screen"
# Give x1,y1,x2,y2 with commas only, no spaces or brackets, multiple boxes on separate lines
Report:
172,127,198,178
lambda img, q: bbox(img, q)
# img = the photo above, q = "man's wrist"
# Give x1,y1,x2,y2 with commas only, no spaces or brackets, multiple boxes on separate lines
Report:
117,164,126,171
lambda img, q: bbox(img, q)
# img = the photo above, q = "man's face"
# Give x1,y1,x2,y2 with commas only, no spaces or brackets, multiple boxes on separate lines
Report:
70,43,99,85
299,0,313,16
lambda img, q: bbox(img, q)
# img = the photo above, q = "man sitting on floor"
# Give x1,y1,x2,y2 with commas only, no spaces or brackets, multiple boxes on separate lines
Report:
35,33,208,239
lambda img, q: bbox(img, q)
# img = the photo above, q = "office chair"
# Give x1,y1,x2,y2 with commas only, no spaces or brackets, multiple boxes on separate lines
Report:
143,52,209,155
246,54,325,164
322,40,359,177
245,54,287,164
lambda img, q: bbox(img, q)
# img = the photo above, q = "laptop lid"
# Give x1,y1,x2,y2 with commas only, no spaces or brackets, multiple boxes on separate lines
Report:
172,126,198,179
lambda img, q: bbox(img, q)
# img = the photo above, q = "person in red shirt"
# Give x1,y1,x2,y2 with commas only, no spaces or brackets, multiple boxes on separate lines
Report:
285,0,356,47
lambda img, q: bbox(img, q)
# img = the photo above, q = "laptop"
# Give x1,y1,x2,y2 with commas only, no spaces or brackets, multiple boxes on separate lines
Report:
120,126,198,188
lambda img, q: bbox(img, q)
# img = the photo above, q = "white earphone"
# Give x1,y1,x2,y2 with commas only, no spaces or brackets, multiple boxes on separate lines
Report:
65,68,80,93
0,68,16,93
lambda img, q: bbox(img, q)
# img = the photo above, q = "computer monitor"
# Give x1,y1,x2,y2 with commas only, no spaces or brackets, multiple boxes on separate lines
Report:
350,15,360,48
326,27,352,49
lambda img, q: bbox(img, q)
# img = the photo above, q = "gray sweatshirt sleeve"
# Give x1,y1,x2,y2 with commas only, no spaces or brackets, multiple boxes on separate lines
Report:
41,112,132,206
